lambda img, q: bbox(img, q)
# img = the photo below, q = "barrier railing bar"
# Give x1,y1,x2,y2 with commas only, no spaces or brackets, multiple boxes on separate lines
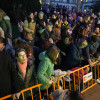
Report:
82,68,84,91
63,76,66,89
95,65,96,83
81,83,97,93
69,61,99,74
78,71,80,92
57,75,66,89
98,64,99,79
22,92,25,100
46,86,49,100
38,87,41,100
73,73,76,91
69,74,71,90
0,95,12,100
52,81,55,91
30,89,34,100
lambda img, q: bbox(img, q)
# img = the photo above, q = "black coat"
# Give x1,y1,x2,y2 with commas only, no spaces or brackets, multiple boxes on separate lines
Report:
0,51,20,97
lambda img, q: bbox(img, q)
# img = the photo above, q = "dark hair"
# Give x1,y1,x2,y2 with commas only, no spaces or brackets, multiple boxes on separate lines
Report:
0,36,6,45
23,42,34,56
69,90,84,100
46,45,60,64
90,35,97,43
27,12,35,23
47,22,53,26
79,26,85,34
15,48,26,57
13,38,24,49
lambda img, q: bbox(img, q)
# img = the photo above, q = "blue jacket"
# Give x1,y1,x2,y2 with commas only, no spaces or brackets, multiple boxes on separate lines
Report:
65,43,82,70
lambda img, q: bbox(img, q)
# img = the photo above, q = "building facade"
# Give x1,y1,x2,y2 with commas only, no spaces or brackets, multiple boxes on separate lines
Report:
82,0,98,12
49,0,98,11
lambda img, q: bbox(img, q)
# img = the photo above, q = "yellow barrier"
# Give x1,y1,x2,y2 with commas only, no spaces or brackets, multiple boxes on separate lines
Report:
57,61,99,93
0,84,42,100
0,81,55,100
46,81,55,100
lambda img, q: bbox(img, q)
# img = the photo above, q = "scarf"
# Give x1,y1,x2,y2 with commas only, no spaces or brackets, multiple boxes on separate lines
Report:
18,58,27,80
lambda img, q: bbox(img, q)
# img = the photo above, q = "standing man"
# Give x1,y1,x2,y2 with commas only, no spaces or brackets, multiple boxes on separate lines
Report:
0,36,20,99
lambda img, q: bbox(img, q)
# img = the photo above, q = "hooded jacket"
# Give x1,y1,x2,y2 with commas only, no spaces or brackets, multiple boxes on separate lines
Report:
37,51,54,90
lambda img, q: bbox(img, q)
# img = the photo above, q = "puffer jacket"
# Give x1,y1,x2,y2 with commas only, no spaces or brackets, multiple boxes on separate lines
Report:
37,51,54,90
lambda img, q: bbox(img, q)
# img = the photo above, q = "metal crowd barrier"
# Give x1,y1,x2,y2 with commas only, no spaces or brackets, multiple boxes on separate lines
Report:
0,81,55,100
57,61,99,93
0,84,42,100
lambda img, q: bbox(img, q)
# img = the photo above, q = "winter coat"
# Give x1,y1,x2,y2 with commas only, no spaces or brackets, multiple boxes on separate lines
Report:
37,51,54,90
65,43,82,70
0,51,20,97
0,16,12,38
15,60,37,90
83,37,100,59
41,29,60,42
23,20,36,41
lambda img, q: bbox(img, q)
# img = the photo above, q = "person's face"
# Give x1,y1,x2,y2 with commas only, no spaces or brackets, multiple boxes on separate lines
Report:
47,25,53,32
79,40,88,48
61,15,63,19
39,14,43,19
64,37,71,45
88,17,90,21
43,21,46,27
52,15,56,19
34,12,37,16
28,53,33,60
64,20,68,24
0,42,4,51
79,17,83,22
17,51,27,63
29,13,34,19
95,28,99,33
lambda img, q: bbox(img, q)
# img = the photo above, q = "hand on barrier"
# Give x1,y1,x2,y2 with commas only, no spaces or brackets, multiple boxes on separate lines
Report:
89,61,94,67
13,92,21,99
51,76,54,81
88,59,94,67
49,80,53,85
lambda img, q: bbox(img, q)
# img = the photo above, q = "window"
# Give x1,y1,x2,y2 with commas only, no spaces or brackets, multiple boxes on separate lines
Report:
85,0,88,2
67,0,70,3
63,0,66,2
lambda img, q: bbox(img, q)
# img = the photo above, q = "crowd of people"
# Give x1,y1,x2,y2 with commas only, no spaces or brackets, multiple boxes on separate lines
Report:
0,4,100,100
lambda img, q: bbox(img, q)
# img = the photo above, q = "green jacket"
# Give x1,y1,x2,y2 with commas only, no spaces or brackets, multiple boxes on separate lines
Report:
37,51,54,90
0,16,12,37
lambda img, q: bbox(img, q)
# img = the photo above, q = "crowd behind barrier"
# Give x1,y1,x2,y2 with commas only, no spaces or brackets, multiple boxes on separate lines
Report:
57,61,100,93
0,61,100,100
0,3,100,100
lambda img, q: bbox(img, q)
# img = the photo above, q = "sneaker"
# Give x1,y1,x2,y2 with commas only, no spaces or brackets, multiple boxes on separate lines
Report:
96,78,100,83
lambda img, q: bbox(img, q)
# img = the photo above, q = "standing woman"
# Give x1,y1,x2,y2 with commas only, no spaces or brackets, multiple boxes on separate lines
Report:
0,9,12,46
23,12,36,45
37,46,60,91
15,48,37,99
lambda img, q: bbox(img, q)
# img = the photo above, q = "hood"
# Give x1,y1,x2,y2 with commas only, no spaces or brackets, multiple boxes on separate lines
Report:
39,51,51,62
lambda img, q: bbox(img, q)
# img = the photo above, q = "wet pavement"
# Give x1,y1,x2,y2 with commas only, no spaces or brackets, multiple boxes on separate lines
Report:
83,84,100,100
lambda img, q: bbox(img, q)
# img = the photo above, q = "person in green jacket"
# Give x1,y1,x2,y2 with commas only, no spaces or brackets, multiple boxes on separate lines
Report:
37,45,60,90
